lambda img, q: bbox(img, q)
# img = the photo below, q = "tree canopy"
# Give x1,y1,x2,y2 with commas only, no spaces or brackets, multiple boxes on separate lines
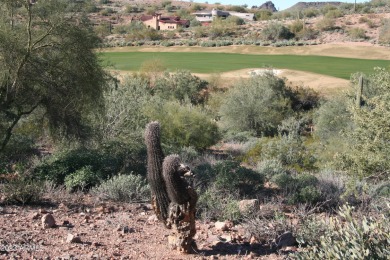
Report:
0,0,107,152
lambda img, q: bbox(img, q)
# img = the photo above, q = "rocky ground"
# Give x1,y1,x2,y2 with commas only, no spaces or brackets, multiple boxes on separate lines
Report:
0,195,290,259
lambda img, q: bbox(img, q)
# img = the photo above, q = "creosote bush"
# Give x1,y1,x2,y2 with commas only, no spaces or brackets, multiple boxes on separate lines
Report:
91,174,149,202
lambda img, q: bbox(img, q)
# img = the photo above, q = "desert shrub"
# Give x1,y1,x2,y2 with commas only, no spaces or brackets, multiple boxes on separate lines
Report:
190,19,201,27
256,159,287,179
145,6,158,15
1,177,44,204
379,18,390,44
213,160,264,196
290,86,321,111
369,181,390,199
272,173,321,204
255,10,272,20
219,73,294,137
145,100,220,150
100,8,114,16
101,76,151,141
244,131,317,171
295,205,390,259
289,20,304,35
226,16,245,25
261,22,294,41
296,27,318,40
314,95,352,142
193,26,208,38
193,160,264,197
197,184,241,221
348,27,367,39
64,166,101,191
320,4,338,15
154,70,208,105
316,17,336,31
303,8,320,18
243,202,297,245
125,5,141,13
91,174,149,202
191,3,204,12
34,144,146,186
337,68,390,179
325,9,343,18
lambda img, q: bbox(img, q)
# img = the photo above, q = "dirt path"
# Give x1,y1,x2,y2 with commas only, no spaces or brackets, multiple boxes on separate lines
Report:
0,201,282,259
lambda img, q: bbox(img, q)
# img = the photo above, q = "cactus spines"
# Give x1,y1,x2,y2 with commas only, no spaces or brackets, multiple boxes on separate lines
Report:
145,121,170,225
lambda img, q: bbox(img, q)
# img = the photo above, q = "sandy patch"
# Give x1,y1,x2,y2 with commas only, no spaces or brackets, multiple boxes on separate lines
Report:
193,68,349,96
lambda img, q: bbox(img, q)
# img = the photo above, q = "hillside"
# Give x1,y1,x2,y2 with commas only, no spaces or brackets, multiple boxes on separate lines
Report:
284,1,343,12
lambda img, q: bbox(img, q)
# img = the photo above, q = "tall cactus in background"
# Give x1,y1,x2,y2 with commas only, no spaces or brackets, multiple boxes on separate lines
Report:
145,121,170,226
356,75,364,108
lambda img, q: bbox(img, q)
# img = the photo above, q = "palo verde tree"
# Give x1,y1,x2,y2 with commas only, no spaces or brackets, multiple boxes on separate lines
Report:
0,0,107,152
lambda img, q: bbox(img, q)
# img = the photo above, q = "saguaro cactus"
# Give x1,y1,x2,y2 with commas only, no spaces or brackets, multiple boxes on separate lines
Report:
163,155,198,253
144,121,170,226
356,75,364,108
145,122,198,253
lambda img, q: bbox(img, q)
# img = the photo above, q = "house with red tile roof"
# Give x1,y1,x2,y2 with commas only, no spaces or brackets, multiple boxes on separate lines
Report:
140,13,189,31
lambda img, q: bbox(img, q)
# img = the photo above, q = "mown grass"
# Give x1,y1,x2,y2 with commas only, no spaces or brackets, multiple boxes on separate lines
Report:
101,52,390,79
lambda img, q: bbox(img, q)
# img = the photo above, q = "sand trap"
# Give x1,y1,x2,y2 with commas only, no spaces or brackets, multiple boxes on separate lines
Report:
249,69,283,76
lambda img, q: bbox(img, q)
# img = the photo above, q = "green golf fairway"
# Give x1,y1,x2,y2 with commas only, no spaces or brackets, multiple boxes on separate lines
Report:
101,52,390,79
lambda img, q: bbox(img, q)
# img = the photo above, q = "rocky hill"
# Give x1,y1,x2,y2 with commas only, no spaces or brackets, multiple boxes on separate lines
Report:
285,1,343,11
258,1,278,12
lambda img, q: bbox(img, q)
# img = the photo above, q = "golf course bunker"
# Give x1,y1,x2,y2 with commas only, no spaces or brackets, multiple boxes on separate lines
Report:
249,69,282,76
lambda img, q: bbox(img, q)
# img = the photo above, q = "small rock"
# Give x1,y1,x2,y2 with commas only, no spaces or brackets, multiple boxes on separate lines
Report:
274,231,296,248
41,213,56,229
214,221,229,231
238,199,259,213
66,233,82,243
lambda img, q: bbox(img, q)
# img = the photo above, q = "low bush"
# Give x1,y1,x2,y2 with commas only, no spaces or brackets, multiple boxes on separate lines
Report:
197,184,241,221
348,27,367,39
272,173,323,204
295,205,390,259
1,177,44,204
64,166,102,191
316,18,336,31
261,22,294,41
91,174,149,202
213,160,265,196
256,159,286,179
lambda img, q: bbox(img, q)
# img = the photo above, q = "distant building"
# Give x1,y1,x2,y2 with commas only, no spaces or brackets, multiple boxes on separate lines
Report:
192,8,254,24
139,13,189,30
